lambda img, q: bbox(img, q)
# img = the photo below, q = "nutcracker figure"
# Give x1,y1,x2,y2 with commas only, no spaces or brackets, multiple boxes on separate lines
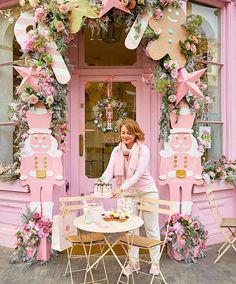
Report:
159,103,203,215
106,103,113,130
20,104,64,220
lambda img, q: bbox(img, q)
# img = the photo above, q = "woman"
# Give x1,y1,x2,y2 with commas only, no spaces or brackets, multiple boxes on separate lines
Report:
100,118,160,276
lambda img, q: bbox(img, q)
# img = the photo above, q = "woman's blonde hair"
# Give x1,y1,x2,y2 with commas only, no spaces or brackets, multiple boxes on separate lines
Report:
119,118,145,142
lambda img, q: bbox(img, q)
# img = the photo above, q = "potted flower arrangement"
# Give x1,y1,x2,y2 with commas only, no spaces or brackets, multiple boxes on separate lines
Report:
202,155,236,187
161,213,208,263
11,207,53,266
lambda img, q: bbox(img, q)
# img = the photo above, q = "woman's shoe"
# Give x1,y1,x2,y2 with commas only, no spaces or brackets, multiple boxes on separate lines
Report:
123,261,140,276
149,264,160,275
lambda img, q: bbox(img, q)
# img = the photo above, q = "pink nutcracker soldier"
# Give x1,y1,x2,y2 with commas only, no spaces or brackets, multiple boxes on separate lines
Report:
159,103,203,215
106,103,113,130
20,104,64,220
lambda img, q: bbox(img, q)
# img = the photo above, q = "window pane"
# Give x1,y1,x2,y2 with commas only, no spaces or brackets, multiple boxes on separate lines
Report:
188,2,222,160
207,64,221,121
187,2,220,62
84,26,137,66
203,124,222,160
85,81,136,178
0,15,14,165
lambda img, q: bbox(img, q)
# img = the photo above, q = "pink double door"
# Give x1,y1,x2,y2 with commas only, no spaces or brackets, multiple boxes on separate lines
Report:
69,74,158,198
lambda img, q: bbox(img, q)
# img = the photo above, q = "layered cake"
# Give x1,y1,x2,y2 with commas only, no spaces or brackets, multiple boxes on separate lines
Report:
93,180,112,198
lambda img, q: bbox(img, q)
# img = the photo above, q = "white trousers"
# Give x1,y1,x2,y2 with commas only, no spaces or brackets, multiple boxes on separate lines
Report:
121,185,160,264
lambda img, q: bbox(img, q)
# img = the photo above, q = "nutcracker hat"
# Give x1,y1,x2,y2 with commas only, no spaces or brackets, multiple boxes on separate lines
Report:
26,102,52,134
169,102,195,134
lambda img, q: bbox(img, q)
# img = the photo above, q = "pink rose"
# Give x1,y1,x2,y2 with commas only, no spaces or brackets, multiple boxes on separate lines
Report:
190,44,197,54
182,214,191,222
192,221,200,230
33,212,40,220
59,4,69,14
205,96,212,105
55,21,65,32
173,222,184,235
35,7,47,22
65,33,75,44
160,0,172,5
194,101,200,110
176,235,185,248
171,213,180,223
168,95,177,103
154,9,163,20
185,42,191,50
28,94,39,105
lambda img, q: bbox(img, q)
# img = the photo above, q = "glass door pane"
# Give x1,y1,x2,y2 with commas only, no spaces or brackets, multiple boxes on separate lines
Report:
85,81,136,178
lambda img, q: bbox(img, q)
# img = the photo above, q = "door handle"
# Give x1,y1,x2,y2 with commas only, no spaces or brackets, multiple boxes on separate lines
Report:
79,134,84,157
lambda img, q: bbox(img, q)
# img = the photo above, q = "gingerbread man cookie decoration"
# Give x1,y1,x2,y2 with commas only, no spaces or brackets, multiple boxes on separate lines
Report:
147,6,187,67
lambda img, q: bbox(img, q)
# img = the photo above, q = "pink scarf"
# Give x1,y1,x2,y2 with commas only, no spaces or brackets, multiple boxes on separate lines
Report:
115,142,140,187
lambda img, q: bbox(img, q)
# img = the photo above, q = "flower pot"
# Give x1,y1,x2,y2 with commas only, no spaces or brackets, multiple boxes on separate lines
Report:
36,237,51,261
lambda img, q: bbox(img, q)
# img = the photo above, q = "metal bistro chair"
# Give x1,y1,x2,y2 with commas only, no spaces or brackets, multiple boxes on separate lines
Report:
116,197,175,284
206,188,236,263
60,195,109,284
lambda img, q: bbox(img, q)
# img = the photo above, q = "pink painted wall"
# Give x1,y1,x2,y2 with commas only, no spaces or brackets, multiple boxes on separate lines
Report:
0,181,30,248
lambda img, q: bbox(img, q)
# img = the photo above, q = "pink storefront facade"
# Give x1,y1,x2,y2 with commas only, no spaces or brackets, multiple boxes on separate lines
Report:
0,0,236,248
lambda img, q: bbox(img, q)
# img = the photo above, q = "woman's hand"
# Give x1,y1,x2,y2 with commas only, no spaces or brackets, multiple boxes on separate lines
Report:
112,188,124,198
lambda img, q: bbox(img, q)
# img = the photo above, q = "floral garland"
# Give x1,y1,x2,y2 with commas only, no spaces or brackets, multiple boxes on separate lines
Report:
152,15,212,142
93,96,127,132
0,0,210,181
0,0,73,181
10,207,52,266
161,213,208,263
202,155,236,187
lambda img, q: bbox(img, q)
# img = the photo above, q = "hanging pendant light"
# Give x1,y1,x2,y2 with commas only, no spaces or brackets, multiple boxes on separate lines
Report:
101,17,123,43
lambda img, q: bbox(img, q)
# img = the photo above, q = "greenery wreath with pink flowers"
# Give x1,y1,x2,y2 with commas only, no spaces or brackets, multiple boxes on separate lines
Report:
92,96,127,132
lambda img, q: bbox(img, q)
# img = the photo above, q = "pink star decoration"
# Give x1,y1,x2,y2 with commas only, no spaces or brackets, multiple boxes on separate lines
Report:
100,0,131,17
176,67,207,105
14,66,39,94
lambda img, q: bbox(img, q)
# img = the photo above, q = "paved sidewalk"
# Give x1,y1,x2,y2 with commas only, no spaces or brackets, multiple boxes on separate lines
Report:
1,244,236,284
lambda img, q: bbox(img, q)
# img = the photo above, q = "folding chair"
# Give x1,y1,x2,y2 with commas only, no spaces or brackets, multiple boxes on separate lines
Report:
60,195,109,284
206,188,236,264
116,197,175,284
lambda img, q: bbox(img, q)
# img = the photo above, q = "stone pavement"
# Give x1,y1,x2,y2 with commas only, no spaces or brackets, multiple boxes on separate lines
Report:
1,244,236,284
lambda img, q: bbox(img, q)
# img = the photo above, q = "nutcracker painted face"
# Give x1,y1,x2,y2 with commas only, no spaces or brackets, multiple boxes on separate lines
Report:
30,133,51,152
170,133,192,153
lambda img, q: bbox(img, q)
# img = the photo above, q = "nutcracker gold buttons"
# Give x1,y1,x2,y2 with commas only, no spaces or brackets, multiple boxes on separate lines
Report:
35,156,47,178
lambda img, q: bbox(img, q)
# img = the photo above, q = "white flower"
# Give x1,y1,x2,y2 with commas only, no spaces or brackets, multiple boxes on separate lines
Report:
20,92,29,103
29,0,39,7
0,164,4,174
46,95,54,106
19,0,26,6
203,173,210,184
